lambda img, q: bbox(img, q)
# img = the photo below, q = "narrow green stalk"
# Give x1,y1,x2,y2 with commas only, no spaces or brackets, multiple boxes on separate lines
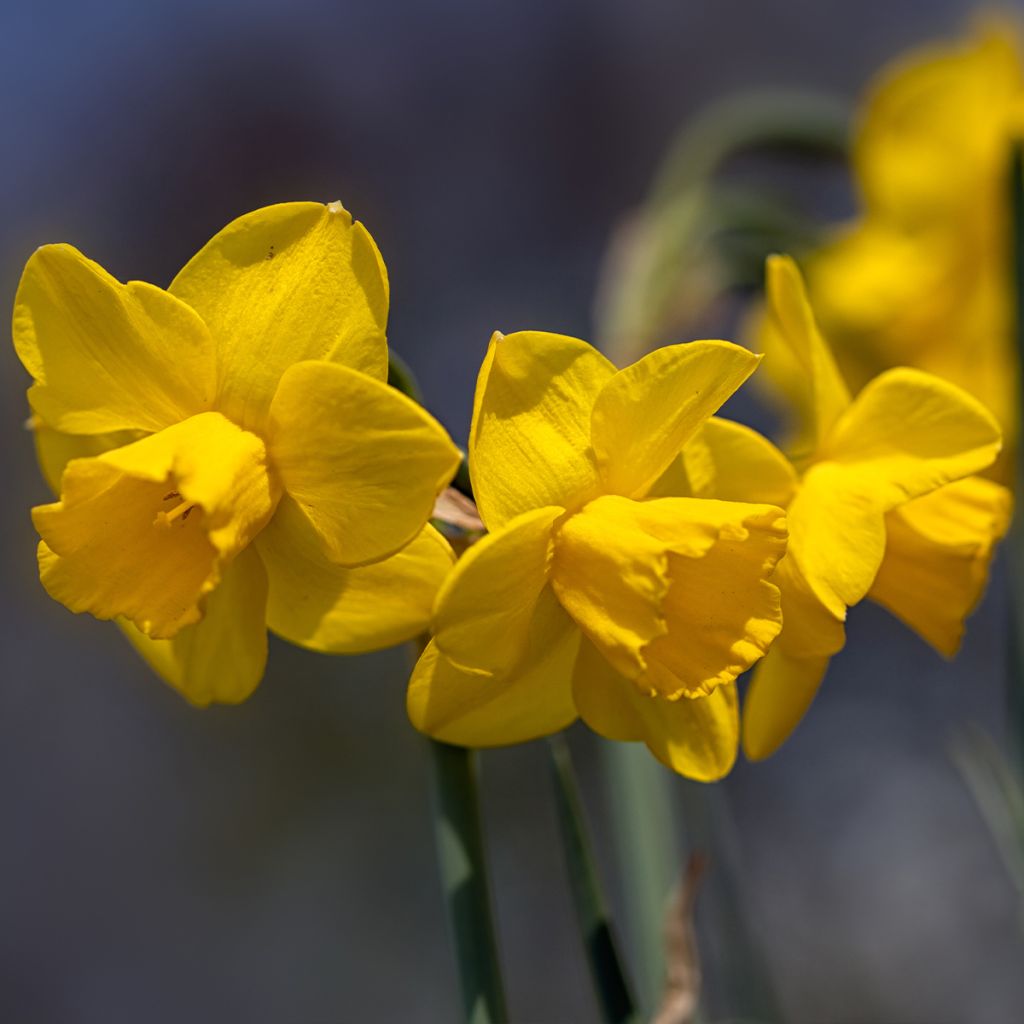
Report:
602,740,681,1014
547,734,639,1024
648,89,849,208
428,739,508,1024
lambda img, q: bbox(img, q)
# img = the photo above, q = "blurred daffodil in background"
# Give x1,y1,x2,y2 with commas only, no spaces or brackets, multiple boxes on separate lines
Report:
15,202,460,706
408,329,788,780
807,23,1024,473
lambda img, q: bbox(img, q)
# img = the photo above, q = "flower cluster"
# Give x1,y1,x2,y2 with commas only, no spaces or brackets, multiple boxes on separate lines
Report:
12,192,1009,780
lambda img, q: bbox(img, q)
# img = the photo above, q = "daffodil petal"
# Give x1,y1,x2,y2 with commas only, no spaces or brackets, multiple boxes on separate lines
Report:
679,416,798,506
268,360,459,567
552,494,786,694
433,506,563,675
571,637,645,741
13,245,216,434
257,496,454,654
771,553,847,660
870,477,1012,656
169,202,389,432
761,254,852,450
33,421,143,495
786,462,887,616
742,648,830,760
591,340,760,498
469,330,615,529
407,589,580,746
573,636,739,779
634,684,739,781
824,367,1002,503
33,412,278,638
855,27,1022,221
116,544,269,706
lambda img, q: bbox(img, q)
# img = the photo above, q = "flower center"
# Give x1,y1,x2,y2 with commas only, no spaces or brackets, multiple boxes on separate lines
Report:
155,490,200,528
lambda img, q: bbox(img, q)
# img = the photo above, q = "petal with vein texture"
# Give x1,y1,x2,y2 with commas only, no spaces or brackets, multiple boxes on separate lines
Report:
258,497,454,654
469,330,615,529
870,477,1012,656
116,544,269,706
268,360,459,567
407,589,580,746
433,506,563,675
13,245,216,434
591,340,760,498
169,201,389,431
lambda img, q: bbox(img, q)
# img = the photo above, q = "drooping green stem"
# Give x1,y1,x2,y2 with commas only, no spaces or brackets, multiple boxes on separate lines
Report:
648,89,849,208
547,734,639,1024
428,739,508,1024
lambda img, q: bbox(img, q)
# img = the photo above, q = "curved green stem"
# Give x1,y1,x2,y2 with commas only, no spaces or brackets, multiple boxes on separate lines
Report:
429,739,508,1024
648,89,849,208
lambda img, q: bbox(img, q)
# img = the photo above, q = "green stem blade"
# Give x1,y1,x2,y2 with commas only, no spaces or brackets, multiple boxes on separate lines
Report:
429,739,508,1024
547,734,639,1024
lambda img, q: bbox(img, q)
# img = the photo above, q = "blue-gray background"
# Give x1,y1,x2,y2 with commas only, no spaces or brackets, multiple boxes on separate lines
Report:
1,2,1021,1021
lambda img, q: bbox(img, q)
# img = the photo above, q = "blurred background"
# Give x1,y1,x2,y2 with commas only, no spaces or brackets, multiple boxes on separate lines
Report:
2,1,1023,1021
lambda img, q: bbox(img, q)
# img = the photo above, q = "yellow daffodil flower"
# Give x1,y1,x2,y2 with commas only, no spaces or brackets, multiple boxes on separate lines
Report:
719,256,1006,758
407,330,789,780
803,24,1024,464
15,202,461,705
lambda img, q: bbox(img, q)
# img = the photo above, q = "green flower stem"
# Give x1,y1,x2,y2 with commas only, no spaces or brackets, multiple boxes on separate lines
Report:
602,740,681,1015
648,89,849,208
428,739,508,1024
547,734,639,1024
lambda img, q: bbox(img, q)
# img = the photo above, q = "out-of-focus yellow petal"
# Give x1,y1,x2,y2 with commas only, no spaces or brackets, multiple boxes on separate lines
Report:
116,544,269,706
680,417,798,506
742,648,830,760
469,330,615,529
13,245,216,434
407,588,580,746
433,506,563,676
169,202,389,432
634,683,739,782
855,27,1022,222
870,477,1012,656
590,340,760,498
762,254,851,452
824,367,1003,503
33,421,144,495
551,494,786,696
268,360,459,567
257,496,454,654
33,412,278,638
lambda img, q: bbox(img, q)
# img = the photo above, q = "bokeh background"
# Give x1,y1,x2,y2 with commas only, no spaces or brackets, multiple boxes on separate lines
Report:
2,2,1023,1021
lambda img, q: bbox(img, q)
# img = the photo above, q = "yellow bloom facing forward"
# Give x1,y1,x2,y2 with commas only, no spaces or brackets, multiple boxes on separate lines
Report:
408,330,789,780
723,256,1006,758
15,202,462,705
